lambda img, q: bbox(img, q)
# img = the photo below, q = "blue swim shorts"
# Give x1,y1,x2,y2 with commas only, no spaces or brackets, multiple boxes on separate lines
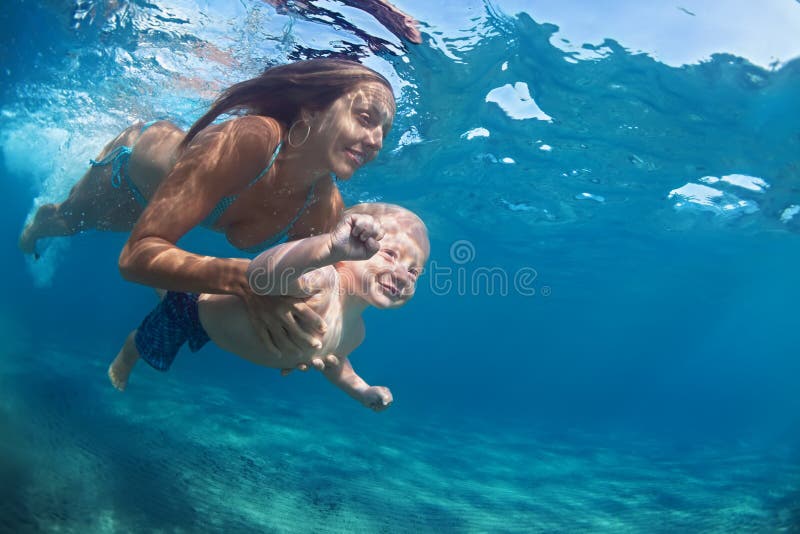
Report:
134,291,210,371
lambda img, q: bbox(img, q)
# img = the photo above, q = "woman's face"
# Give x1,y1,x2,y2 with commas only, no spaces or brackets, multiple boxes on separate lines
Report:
306,81,395,179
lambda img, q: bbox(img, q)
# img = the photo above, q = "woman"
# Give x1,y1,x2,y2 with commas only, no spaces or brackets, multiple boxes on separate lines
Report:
20,58,396,357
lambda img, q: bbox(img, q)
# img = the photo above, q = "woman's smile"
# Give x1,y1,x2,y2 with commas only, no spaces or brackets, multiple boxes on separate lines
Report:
346,147,365,167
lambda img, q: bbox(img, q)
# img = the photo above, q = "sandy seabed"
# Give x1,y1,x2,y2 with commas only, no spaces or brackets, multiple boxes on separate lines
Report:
1,344,798,533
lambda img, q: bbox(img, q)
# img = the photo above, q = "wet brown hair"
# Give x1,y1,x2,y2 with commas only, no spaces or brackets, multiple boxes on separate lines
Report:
181,58,395,148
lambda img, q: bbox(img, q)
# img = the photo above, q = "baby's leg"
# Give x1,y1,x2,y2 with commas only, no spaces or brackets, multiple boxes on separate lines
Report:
108,330,141,392
19,124,147,255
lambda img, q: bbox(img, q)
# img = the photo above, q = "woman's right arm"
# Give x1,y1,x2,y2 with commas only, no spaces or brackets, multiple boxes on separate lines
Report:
119,117,326,355
118,116,280,297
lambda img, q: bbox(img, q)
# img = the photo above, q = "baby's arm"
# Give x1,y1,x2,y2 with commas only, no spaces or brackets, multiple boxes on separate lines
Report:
246,213,384,297
322,357,393,411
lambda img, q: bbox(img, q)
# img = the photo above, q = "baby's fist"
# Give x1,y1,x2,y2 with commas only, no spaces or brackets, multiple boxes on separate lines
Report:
330,214,385,261
361,386,393,412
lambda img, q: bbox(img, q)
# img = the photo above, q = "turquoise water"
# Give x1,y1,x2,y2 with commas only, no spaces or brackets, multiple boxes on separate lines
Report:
3,0,800,531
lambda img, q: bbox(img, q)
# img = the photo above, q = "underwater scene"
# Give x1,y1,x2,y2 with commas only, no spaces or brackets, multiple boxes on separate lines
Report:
2,0,800,531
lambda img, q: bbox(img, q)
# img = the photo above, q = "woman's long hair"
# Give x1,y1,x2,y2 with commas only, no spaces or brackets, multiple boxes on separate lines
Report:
181,58,394,147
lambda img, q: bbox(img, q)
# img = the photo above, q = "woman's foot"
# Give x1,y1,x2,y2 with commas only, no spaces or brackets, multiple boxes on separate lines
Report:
108,332,140,392
19,204,60,257
18,226,38,256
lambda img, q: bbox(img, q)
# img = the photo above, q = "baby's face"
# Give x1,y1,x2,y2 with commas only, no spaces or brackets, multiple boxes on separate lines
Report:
349,217,428,309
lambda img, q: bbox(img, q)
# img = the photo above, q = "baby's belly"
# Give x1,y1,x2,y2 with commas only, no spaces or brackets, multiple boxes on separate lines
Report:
198,294,338,369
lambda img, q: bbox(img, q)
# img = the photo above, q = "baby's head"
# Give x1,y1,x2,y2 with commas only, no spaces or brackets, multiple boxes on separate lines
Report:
343,203,429,309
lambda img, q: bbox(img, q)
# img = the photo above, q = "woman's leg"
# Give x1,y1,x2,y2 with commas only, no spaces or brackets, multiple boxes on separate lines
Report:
19,124,149,255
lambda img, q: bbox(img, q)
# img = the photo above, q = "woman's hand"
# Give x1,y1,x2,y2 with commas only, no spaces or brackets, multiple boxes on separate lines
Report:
240,290,327,357
280,354,340,375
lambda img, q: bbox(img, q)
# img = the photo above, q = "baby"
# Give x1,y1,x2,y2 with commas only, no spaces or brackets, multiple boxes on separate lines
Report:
108,203,429,411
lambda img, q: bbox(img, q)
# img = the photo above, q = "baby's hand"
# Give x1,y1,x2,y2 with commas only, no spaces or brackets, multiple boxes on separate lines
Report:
361,386,393,412
329,214,384,262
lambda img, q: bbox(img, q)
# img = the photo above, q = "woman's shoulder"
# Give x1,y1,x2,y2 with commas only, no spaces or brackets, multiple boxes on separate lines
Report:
179,116,287,193
216,115,285,150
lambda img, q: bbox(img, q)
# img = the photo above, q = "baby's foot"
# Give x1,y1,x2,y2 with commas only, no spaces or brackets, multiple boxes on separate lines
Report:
108,333,140,392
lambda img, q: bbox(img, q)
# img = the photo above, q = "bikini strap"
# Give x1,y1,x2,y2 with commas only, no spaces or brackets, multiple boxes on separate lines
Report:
242,141,283,191
238,178,321,254
199,141,284,229
90,120,159,189
91,145,133,188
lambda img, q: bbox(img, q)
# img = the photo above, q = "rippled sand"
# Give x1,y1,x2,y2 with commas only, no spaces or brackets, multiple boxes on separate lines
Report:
2,346,798,533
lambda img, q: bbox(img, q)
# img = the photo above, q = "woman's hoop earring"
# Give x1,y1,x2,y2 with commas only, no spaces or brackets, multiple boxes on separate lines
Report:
288,119,311,148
